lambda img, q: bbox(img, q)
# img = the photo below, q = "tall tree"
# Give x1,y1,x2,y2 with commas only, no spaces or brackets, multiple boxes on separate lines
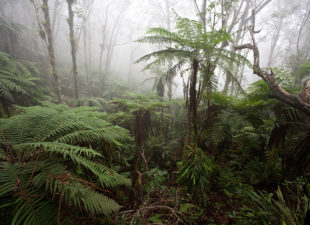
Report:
77,0,94,96
99,1,114,94
41,0,62,103
83,21,91,96
67,0,79,99
104,2,131,73
218,0,272,95
266,14,284,67
192,0,207,30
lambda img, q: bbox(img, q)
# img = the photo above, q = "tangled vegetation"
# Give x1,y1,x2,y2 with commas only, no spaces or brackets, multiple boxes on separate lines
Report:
1,0,310,224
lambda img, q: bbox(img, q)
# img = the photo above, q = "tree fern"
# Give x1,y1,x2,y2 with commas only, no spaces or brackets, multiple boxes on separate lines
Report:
0,51,43,115
0,105,131,224
207,110,245,146
0,16,23,55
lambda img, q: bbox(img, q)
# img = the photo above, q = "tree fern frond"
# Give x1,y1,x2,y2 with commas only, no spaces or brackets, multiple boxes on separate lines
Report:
0,105,132,223
0,83,14,102
0,106,132,149
214,48,252,68
135,48,192,64
12,195,57,225
167,60,186,81
0,51,10,62
140,27,187,46
15,142,102,160
56,181,121,215
0,79,29,95
0,51,41,107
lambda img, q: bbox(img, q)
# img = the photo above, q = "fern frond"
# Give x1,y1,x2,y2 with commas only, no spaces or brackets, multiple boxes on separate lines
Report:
0,105,132,223
135,48,192,64
138,27,187,47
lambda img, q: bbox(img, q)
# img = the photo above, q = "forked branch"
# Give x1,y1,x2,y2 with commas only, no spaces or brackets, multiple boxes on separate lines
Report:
233,9,310,115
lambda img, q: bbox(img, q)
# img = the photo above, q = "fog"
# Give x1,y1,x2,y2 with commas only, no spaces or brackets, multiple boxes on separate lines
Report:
1,0,310,98
2,1,310,223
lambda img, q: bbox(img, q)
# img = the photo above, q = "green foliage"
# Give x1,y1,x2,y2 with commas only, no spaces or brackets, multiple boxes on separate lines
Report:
0,51,43,114
179,202,203,220
0,16,23,54
111,93,167,113
231,179,308,225
209,91,236,107
208,110,244,146
72,96,107,107
177,146,217,199
136,15,249,97
145,168,167,191
296,61,310,85
1,10,309,225
0,105,131,224
273,67,295,89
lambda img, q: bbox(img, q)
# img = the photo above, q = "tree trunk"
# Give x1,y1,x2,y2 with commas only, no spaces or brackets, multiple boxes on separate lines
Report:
99,44,105,94
193,0,207,31
223,73,231,95
99,1,112,94
132,110,150,207
267,17,283,67
223,0,250,95
234,10,310,115
88,20,92,92
41,0,62,103
127,47,134,87
51,0,61,40
83,25,90,96
156,77,165,97
67,0,79,100
189,59,199,144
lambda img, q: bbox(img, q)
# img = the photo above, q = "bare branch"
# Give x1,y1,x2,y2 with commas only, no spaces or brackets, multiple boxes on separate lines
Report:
233,43,254,51
235,8,310,115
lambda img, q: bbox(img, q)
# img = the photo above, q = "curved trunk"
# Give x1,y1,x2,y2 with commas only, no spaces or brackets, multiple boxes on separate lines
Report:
234,10,310,115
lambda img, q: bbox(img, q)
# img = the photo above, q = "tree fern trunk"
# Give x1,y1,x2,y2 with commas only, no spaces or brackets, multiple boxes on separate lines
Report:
189,59,199,144
132,111,146,207
223,72,231,95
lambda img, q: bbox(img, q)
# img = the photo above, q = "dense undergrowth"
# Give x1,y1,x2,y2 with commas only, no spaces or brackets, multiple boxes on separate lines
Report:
1,66,310,224
1,9,310,225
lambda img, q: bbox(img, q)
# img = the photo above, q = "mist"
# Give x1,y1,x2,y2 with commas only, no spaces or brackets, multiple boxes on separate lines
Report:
1,0,310,224
1,0,309,98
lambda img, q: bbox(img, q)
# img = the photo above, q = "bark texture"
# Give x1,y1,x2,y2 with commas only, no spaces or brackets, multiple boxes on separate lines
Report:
41,0,62,103
67,0,79,99
189,59,199,142
234,10,310,115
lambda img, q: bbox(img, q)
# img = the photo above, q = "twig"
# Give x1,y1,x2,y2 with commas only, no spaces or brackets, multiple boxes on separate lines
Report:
232,8,310,115
140,150,149,171
57,191,62,225
130,205,185,225
25,152,40,189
